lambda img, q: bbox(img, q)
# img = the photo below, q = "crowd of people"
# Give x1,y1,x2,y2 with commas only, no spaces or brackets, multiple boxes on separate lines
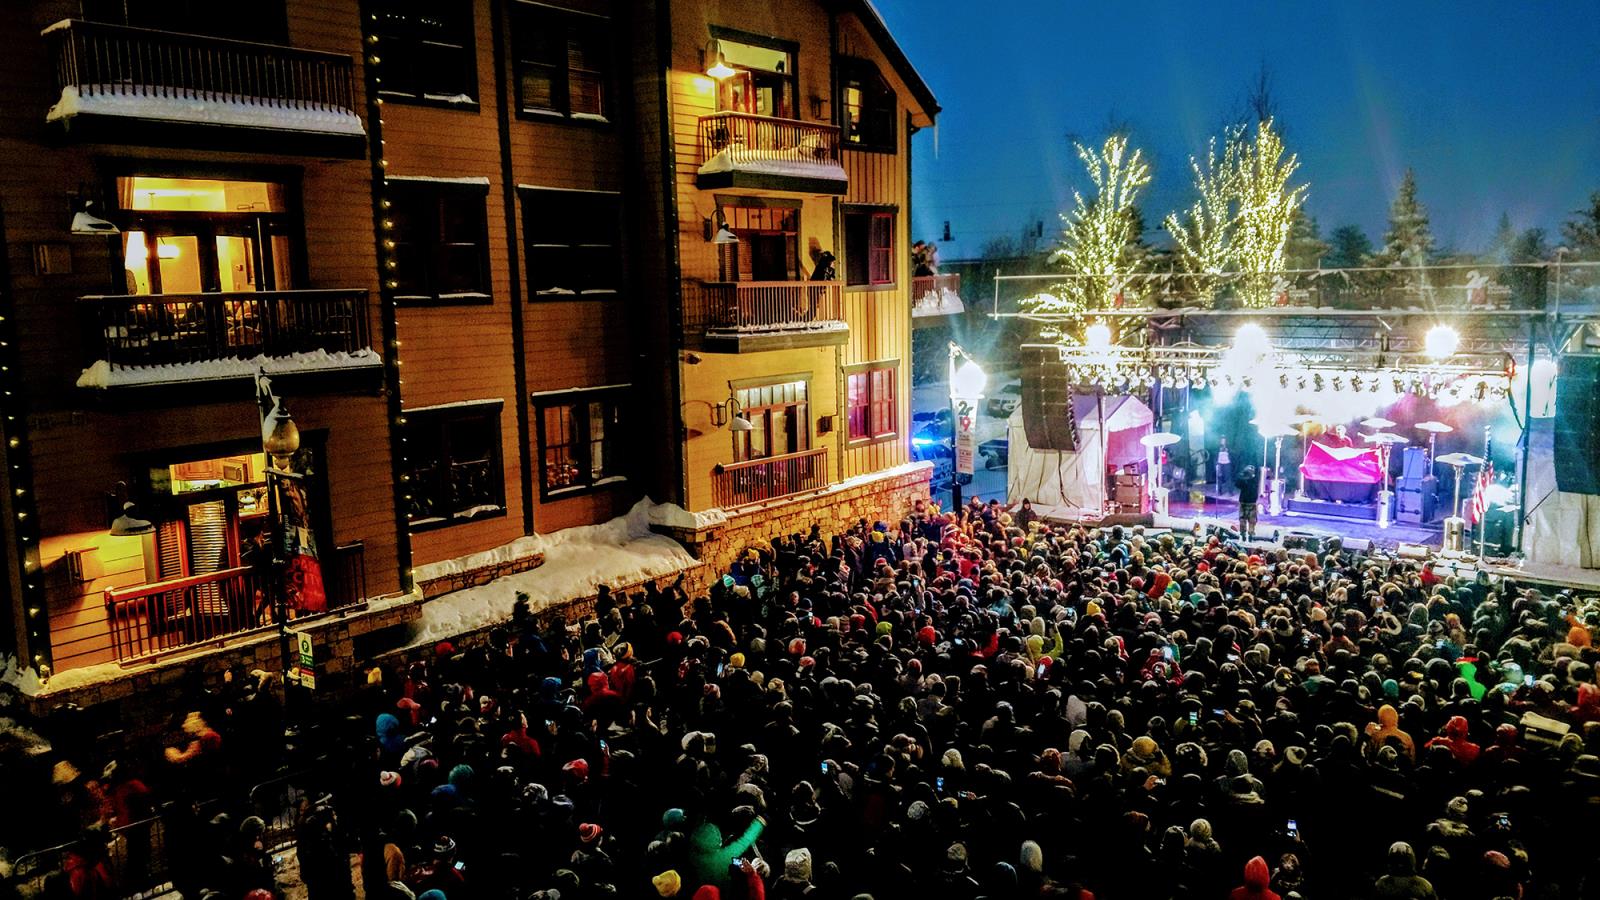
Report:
18,494,1600,899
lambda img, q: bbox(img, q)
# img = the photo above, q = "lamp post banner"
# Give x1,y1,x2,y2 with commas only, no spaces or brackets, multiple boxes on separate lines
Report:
955,402,977,476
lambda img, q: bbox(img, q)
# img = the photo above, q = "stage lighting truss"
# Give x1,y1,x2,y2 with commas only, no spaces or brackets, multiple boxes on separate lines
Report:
1043,342,1514,402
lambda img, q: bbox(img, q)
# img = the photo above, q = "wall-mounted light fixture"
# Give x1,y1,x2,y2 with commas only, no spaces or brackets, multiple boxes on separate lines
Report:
70,198,119,235
712,394,754,431
704,40,736,78
705,208,739,245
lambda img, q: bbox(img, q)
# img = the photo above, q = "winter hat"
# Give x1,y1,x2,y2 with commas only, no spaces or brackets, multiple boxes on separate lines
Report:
1188,818,1213,842
417,893,447,900
563,758,590,782
1019,840,1044,873
662,808,687,830
1282,746,1308,766
448,763,474,790
906,800,931,822
1446,796,1469,820
379,770,402,788
942,748,965,770
946,843,970,868
785,848,814,882
578,823,603,844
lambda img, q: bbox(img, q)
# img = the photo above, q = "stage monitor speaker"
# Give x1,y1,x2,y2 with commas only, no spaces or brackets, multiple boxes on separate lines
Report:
1021,347,1079,451
1554,355,1600,495
1398,447,1428,485
1396,484,1436,524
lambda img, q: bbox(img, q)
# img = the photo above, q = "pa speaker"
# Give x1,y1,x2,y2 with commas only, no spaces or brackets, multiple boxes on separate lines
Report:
1021,347,1079,451
1554,355,1600,495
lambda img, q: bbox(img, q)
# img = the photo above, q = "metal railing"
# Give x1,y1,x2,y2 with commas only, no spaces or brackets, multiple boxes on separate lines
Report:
698,111,841,169
714,448,830,508
912,273,961,311
106,566,272,662
688,280,844,333
81,289,370,370
12,813,172,900
47,18,358,117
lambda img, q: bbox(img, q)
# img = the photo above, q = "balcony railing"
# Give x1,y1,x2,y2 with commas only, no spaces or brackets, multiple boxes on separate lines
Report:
687,281,844,333
106,566,270,662
912,273,962,315
714,448,830,508
697,112,843,186
81,289,370,370
45,19,361,133
103,542,366,663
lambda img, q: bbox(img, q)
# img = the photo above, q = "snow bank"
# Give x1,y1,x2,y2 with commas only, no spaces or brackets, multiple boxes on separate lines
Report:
697,148,848,185
47,86,365,136
0,717,52,756
408,498,698,647
712,320,849,336
77,348,381,389
647,502,729,531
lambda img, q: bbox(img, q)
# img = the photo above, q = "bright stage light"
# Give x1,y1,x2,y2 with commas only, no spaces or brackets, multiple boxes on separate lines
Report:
1233,322,1271,357
951,357,987,399
1424,324,1460,360
1084,322,1112,350
1188,410,1205,438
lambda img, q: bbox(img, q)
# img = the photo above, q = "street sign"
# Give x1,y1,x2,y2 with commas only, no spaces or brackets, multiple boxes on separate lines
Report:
954,406,977,475
290,630,315,690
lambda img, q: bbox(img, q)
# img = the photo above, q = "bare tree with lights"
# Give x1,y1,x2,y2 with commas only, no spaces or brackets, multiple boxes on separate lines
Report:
1024,134,1151,336
1232,119,1308,306
1164,128,1241,306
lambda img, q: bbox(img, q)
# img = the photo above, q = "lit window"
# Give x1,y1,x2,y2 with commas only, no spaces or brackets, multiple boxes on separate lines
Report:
536,389,627,496
844,209,895,287
405,403,506,528
847,365,898,441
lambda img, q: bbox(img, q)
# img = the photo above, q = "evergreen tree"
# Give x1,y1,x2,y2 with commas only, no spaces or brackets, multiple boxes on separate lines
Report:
1323,225,1373,269
1284,208,1329,270
1377,169,1435,268
1563,191,1600,260
1487,212,1516,263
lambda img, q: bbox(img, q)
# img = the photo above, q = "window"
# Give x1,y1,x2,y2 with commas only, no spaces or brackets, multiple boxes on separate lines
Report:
846,365,898,442
370,0,477,104
713,36,796,118
389,180,491,303
733,380,810,461
404,402,506,528
844,209,895,287
113,175,298,295
535,389,627,496
840,59,896,148
718,203,801,282
514,7,611,121
521,188,622,296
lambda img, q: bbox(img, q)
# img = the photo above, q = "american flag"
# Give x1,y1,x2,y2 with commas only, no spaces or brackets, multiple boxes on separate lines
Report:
1469,461,1494,525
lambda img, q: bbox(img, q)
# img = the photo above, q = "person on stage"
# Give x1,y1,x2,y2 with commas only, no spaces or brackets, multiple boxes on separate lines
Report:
1317,424,1354,449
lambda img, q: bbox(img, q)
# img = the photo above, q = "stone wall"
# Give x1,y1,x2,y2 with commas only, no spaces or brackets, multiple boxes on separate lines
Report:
662,462,934,595
417,552,547,599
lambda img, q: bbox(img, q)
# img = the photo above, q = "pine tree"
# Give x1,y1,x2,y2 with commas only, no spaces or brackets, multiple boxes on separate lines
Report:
1563,191,1600,260
1377,169,1435,268
1487,212,1515,263
1284,208,1329,270
1324,225,1373,269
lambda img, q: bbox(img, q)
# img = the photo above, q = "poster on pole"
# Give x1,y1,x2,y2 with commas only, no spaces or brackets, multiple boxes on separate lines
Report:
955,404,977,475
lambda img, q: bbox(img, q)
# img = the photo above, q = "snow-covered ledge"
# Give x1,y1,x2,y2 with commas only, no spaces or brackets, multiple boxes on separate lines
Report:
76,348,382,390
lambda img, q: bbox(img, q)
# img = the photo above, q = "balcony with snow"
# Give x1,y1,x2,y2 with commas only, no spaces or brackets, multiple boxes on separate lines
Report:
696,112,847,195
76,289,381,396
42,19,366,158
683,280,848,352
912,273,964,319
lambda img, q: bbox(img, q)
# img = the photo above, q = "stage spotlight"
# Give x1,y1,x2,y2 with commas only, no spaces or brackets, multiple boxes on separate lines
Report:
1278,373,1290,389
1332,375,1344,392
1351,375,1364,392
1084,322,1112,350
1424,324,1460,360
1312,374,1325,392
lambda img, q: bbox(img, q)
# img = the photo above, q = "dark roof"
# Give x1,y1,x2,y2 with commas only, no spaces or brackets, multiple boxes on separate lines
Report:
838,0,941,122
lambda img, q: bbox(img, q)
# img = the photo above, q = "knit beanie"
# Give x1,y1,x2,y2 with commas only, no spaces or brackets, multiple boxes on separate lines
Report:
651,871,681,897
785,848,813,882
1020,840,1044,873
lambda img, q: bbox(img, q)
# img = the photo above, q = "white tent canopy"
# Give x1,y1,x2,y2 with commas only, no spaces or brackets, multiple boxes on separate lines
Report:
1007,393,1155,512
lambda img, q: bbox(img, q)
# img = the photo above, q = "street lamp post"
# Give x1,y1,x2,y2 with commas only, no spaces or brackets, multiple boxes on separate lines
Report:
948,342,987,514
259,372,302,720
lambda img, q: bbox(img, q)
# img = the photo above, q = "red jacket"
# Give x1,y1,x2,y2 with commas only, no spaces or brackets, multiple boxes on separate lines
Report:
1229,856,1281,900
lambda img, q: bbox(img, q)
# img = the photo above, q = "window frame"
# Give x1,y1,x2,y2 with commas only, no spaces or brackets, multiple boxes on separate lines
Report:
369,0,480,110
519,185,624,299
730,377,811,462
844,361,899,445
388,178,494,306
533,386,630,500
843,206,897,290
709,26,799,120
404,400,508,532
837,57,897,152
511,2,613,125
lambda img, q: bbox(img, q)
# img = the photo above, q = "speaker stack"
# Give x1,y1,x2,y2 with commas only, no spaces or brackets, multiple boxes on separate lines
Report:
1554,356,1600,496
1395,446,1437,524
1021,347,1080,451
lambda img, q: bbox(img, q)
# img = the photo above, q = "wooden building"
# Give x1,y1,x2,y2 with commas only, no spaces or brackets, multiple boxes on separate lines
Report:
0,0,938,686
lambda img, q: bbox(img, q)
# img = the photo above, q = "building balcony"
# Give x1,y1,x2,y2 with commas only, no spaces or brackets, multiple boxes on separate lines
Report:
713,448,830,509
912,273,964,318
696,112,847,194
100,542,366,664
684,280,848,352
42,19,365,157
77,289,381,394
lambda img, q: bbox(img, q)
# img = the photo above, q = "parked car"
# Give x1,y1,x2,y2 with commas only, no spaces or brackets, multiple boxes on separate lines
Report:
979,437,1009,468
985,380,1022,417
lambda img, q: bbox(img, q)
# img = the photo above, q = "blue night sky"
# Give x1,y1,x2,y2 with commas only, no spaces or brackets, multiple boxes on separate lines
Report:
876,0,1600,261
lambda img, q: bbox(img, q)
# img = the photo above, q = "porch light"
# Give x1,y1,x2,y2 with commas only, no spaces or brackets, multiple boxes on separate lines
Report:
109,502,154,536
714,394,756,431
70,200,119,235
707,209,739,244
264,406,301,468
704,40,736,78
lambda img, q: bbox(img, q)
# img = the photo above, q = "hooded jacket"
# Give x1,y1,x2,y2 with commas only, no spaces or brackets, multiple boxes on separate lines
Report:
686,819,764,890
1424,715,1480,766
1364,705,1416,762
1228,856,1281,900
